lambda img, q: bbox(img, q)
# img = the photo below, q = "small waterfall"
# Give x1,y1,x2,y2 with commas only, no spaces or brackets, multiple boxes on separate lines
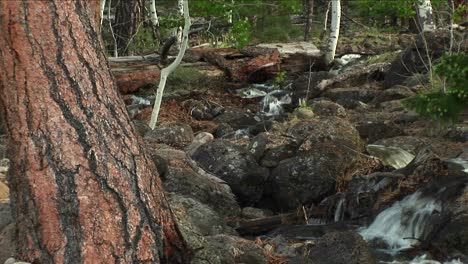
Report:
359,191,442,251
334,197,346,222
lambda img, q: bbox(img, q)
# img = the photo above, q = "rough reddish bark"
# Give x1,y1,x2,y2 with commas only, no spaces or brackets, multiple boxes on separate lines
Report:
0,1,190,263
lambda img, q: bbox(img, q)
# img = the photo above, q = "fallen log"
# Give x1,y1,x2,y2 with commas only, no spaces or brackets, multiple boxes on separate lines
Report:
110,60,161,94
234,210,306,236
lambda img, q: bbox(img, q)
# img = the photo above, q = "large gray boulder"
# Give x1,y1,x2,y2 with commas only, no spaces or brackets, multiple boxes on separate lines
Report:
269,117,363,210
191,140,270,205
168,194,234,236
432,183,468,256
163,167,240,218
144,122,194,146
294,231,376,264
204,235,267,264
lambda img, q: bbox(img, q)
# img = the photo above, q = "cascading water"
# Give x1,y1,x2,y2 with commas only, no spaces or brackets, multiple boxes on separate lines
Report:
359,191,442,251
334,196,346,222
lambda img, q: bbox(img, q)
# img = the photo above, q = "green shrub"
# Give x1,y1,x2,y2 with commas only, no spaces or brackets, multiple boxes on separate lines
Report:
403,52,468,122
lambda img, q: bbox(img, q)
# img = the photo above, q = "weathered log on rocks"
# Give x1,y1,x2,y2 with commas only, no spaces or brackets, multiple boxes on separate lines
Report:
203,49,281,82
256,42,324,73
109,60,161,94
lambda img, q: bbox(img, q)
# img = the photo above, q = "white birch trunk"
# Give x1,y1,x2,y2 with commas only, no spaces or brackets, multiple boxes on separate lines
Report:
176,0,184,48
324,0,340,65
100,0,106,25
417,0,436,32
149,0,191,129
150,0,159,27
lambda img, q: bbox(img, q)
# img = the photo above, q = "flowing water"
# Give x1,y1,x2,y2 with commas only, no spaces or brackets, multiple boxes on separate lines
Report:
359,191,442,251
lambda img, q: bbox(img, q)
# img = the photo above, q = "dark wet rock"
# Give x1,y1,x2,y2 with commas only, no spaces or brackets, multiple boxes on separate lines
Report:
215,123,235,138
432,184,468,255
163,167,240,218
169,194,234,236
260,141,299,168
267,117,362,210
293,231,376,264
356,121,405,143
241,207,273,219
384,30,466,88
270,143,358,210
144,122,194,146
204,234,268,264
248,133,269,162
322,87,377,109
373,136,430,155
132,120,150,136
372,85,415,104
150,153,168,179
214,108,257,130
309,99,348,118
292,71,336,104
191,140,270,205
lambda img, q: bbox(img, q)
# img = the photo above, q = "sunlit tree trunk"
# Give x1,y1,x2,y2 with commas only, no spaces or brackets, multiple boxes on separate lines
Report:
417,0,436,32
324,0,341,65
113,0,146,56
304,0,314,41
100,0,106,25
150,0,191,129
0,1,190,263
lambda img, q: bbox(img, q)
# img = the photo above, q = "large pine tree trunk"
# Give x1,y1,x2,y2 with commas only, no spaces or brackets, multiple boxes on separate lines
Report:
0,1,190,263
113,0,146,56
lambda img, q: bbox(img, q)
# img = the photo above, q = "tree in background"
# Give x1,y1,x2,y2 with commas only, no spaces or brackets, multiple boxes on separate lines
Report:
417,0,436,31
304,0,315,41
324,0,341,65
0,1,190,262
113,0,146,56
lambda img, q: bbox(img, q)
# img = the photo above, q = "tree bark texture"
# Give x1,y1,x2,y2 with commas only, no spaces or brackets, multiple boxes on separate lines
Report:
0,1,190,263
304,0,314,41
113,0,146,56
